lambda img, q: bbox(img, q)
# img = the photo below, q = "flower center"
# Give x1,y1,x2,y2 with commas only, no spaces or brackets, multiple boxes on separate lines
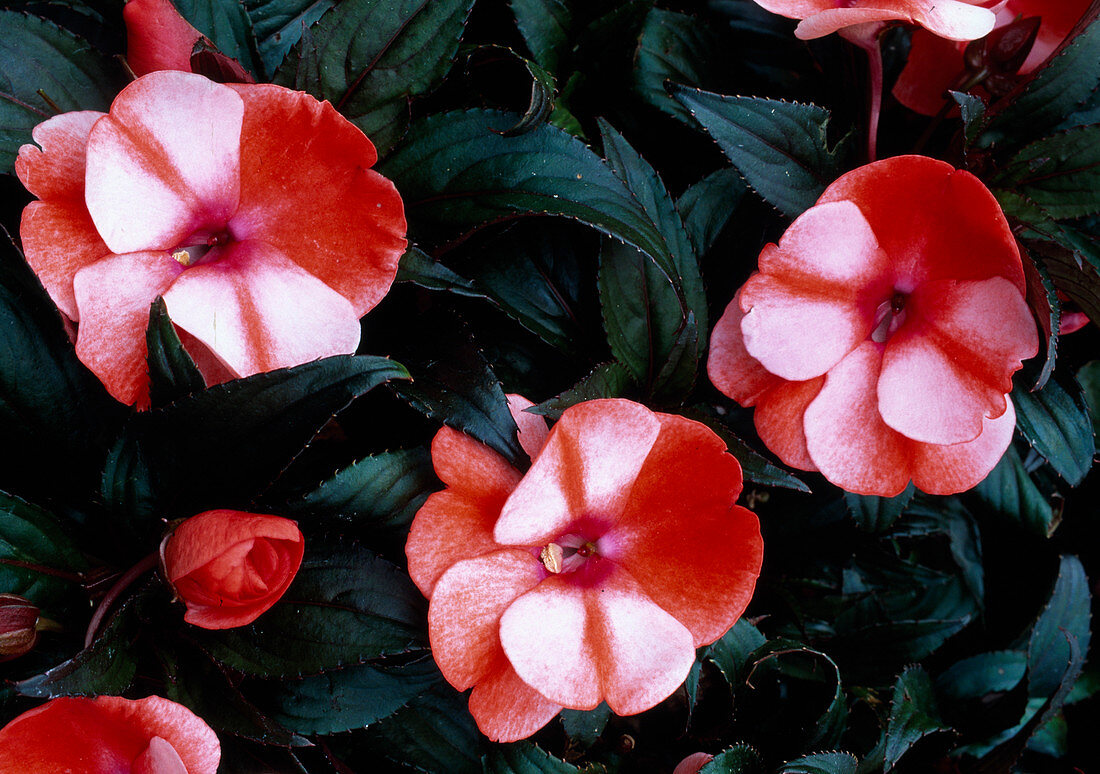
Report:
540,533,602,575
170,229,232,267
871,292,907,344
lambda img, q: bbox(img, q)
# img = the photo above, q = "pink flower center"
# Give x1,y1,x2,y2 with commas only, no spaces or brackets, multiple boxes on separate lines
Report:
539,532,611,584
871,291,908,344
170,228,233,267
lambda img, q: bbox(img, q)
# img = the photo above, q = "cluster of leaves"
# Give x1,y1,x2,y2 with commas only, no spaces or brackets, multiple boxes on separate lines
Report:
0,0,1099,772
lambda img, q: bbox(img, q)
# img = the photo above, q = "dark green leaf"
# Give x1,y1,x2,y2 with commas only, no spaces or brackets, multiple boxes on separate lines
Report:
999,126,1100,219
396,246,484,298
635,8,731,122
684,408,810,492
703,619,766,688
509,0,572,73
0,10,121,173
379,110,672,267
243,0,337,76
885,666,951,771
145,296,204,408
99,429,157,546
1012,364,1095,486
281,447,436,534
971,445,1055,536
1019,245,1060,390
676,167,747,257
949,90,987,147
1028,555,1091,700
670,86,845,218
780,752,859,774
173,0,261,77
699,745,765,774
845,483,915,533
128,355,409,517
499,55,558,137
484,742,582,774
935,650,1026,704
1079,359,1100,421
531,362,634,420
200,544,426,678
275,0,475,153
560,703,610,748
0,490,87,610
258,657,441,735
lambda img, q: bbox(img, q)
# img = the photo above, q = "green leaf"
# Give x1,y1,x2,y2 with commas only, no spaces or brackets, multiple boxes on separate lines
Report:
509,0,572,73
676,167,747,257
935,650,1027,705
396,245,483,298
145,296,204,408
258,657,441,736
684,408,810,492
126,355,409,517
999,126,1100,219
780,752,859,774
173,0,261,77
845,483,916,533
703,618,766,688
243,0,336,76
669,86,845,218
199,544,426,678
0,490,87,610
99,429,158,546
0,10,121,173
378,109,672,268
885,666,951,771
1028,555,1091,700
971,445,1055,536
1079,359,1100,421
560,703,610,749
981,18,1100,148
281,447,436,534
484,742,583,773
1019,245,1060,390
275,0,475,153
1011,364,1095,486
949,90,987,147
531,362,634,420
699,745,765,774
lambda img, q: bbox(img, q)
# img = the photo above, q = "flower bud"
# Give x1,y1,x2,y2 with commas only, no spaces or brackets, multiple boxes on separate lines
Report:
0,594,40,662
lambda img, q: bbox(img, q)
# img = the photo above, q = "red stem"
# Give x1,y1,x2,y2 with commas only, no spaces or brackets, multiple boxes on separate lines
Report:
84,553,157,648
864,38,884,163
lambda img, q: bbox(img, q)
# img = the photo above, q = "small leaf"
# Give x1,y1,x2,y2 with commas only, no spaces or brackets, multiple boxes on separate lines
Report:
484,741,583,773
670,85,845,218
845,483,916,533
699,745,765,774
971,445,1055,536
560,703,610,749
173,0,261,77
885,666,951,771
780,752,859,774
949,90,987,147
509,0,571,73
676,167,748,257
1019,245,1060,390
531,362,635,420
1028,555,1091,700
275,0,475,153
934,650,1027,704
703,619,766,688
1011,363,1095,486
243,0,337,76
198,544,427,678
145,296,204,407
396,245,483,298
1078,359,1100,420
999,126,1100,219
0,10,122,173
683,407,810,492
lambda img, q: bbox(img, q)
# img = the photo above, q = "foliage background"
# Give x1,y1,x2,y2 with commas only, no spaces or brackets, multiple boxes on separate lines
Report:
0,0,1099,772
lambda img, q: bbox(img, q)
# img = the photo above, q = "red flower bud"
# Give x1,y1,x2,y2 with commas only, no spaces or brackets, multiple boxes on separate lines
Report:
162,510,305,630
0,594,39,661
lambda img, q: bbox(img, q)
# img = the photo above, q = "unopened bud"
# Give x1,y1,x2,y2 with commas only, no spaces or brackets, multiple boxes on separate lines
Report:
989,16,1041,72
0,594,40,661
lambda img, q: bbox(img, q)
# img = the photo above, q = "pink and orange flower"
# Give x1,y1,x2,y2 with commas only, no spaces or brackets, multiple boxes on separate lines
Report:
405,397,764,741
750,0,998,42
708,155,1039,497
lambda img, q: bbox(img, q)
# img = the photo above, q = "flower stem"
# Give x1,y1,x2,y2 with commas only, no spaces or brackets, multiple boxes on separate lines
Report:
863,37,884,162
84,553,157,648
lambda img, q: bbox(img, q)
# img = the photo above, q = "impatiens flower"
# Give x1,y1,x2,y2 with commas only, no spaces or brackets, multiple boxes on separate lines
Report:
163,509,305,629
0,594,40,661
894,0,1091,115
707,155,1039,497
16,70,406,406
123,0,203,77
405,397,763,742
751,0,998,41
0,695,219,773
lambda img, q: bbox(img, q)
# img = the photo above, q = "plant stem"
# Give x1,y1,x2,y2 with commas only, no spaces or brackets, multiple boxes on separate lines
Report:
84,553,157,648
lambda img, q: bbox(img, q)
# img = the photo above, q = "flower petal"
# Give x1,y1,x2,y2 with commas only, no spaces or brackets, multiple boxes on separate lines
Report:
508,394,550,462
500,568,696,715
803,343,912,497
495,400,661,547
162,240,360,378
73,250,184,406
132,736,188,774
15,110,102,201
794,8,912,39
891,30,965,116
754,376,825,471
877,277,1038,445
123,0,204,77
740,201,892,381
612,414,762,646
916,0,998,40
467,655,563,743
227,83,406,315
707,289,785,407
405,491,506,599
19,201,108,320
164,510,302,581
428,549,544,690
85,71,243,255
910,398,1016,495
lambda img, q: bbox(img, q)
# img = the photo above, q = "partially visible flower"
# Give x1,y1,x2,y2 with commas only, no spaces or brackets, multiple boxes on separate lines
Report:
894,0,1091,115
708,155,1038,497
674,752,715,774
123,0,203,77
406,397,763,742
750,0,997,42
0,695,219,772
16,70,407,406
163,510,305,629
0,594,39,662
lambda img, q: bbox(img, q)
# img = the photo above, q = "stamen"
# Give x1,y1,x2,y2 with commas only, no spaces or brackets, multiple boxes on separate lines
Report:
540,543,564,574
170,245,211,267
